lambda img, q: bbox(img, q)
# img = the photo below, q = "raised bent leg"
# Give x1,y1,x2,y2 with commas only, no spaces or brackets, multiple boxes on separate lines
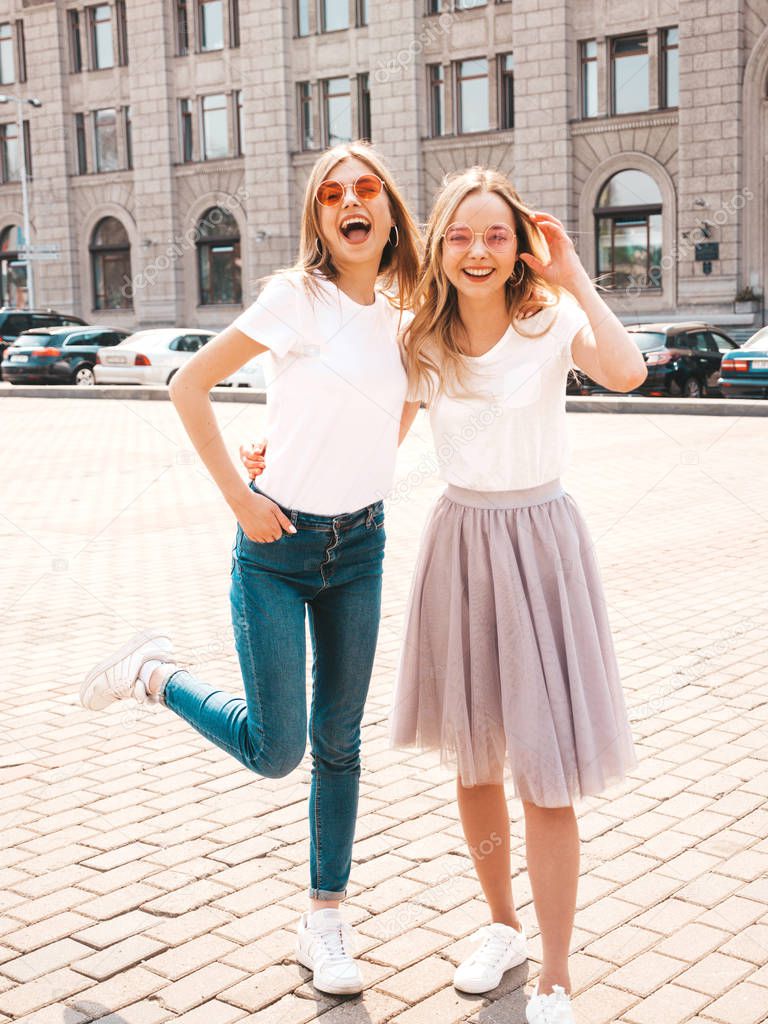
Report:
163,560,308,779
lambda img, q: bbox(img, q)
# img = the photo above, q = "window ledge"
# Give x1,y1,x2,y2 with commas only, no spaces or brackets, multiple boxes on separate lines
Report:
571,110,678,134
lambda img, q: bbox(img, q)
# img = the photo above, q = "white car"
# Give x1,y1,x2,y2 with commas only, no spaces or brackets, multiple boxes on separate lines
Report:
93,329,266,388
94,329,216,386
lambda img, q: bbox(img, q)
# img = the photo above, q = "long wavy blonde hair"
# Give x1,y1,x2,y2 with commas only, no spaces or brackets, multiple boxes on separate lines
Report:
403,167,568,403
273,141,422,315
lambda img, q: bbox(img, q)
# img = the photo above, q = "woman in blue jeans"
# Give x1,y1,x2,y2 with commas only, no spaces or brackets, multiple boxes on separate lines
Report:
80,141,422,996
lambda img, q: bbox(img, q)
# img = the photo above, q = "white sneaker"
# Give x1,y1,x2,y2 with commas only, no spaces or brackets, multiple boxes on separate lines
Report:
453,920,529,994
526,980,575,1023
295,908,363,995
80,629,174,711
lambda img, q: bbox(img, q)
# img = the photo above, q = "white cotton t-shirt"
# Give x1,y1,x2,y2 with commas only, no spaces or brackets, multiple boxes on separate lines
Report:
231,270,410,515
413,292,590,491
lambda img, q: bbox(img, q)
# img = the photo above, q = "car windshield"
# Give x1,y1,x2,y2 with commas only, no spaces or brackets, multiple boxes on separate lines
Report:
741,327,768,351
630,332,667,352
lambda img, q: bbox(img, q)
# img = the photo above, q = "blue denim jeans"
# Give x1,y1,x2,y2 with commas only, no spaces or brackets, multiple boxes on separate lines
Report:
163,482,386,900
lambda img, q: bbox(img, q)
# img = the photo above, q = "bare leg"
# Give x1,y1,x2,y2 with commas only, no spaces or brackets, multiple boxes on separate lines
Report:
456,778,523,931
522,800,579,995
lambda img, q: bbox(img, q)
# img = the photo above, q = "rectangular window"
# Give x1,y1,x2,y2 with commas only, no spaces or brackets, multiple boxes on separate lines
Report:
199,0,224,51
123,105,132,168
358,72,371,141
580,39,598,118
426,0,442,12
356,0,368,26
457,58,489,134
499,52,514,129
15,21,26,83
201,92,228,158
75,112,88,173
234,90,243,155
298,81,313,150
0,23,15,84
116,0,128,65
89,5,114,70
428,63,445,137
22,120,31,178
323,76,352,145
180,97,193,161
661,26,679,108
229,0,240,47
176,0,189,55
321,0,349,33
611,34,649,114
456,0,487,7
94,108,119,171
68,10,83,72
0,122,19,182
296,0,310,36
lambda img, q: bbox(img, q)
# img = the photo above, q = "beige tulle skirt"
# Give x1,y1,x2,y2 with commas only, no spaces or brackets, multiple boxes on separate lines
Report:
388,478,638,807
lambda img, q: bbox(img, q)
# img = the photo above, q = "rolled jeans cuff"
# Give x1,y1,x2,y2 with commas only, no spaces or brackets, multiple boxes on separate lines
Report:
309,886,347,901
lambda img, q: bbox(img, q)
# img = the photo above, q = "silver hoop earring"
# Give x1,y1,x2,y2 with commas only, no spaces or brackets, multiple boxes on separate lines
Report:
508,260,525,286
389,225,399,248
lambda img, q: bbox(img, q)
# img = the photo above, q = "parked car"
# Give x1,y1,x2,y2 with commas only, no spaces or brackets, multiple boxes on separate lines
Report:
718,325,768,398
1,325,131,385
95,328,266,388
0,308,87,364
94,329,216,385
572,322,740,398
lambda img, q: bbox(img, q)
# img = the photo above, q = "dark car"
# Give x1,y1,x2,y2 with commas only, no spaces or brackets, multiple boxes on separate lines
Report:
572,322,740,398
1,326,131,385
718,325,768,399
0,308,87,363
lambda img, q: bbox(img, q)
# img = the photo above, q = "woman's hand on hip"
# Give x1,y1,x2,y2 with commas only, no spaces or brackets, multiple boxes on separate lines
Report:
239,439,266,479
233,489,296,542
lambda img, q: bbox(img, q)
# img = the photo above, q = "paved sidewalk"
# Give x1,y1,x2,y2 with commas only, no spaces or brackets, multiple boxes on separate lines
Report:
1,397,767,1024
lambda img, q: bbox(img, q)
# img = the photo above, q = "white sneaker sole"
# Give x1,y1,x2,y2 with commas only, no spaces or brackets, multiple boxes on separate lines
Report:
295,947,364,995
80,628,173,711
454,946,529,994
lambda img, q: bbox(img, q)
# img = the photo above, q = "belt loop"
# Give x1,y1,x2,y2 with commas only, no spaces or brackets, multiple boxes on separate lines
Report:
366,506,374,527
291,509,298,527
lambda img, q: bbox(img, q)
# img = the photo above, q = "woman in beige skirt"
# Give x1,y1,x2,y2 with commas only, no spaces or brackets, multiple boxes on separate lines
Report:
389,167,644,1023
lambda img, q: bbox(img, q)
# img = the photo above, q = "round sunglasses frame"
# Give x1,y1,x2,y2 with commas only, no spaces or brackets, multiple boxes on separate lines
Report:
441,221,516,254
315,173,386,208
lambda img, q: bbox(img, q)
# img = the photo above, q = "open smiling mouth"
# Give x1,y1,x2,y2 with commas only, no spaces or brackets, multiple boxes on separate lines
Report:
462,267,495,280
339,216,372,244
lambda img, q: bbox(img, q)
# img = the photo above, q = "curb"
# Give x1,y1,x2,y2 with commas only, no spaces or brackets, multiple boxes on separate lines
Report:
0,384,766,415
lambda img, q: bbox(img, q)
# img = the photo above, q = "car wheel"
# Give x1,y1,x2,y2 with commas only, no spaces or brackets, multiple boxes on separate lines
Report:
683,377,703,398
74,365,95,386
166,369,177,386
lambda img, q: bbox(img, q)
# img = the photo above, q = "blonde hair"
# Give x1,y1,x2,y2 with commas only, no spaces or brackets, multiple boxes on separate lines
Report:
268,141,422,316
403,166,570,403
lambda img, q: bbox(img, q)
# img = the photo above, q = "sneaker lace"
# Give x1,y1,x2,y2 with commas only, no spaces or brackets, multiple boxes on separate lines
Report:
315,921,357,966
468,925,515,967
533,983,571,1024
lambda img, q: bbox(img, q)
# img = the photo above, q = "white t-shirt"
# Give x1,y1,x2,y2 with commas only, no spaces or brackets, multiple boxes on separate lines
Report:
231,270,410,515
412,292,590,491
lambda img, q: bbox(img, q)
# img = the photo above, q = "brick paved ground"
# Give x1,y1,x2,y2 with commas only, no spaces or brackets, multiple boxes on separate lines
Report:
1,396,767,1024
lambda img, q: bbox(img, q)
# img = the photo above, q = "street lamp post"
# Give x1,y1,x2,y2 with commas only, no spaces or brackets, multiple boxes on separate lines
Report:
0,93,42,309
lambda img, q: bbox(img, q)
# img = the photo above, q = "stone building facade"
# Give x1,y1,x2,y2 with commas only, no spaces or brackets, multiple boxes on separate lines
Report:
0,0,765,339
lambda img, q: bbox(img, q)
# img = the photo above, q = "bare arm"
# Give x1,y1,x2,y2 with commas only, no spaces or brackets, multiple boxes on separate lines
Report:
568,270,648,392
398,400,421,445
168,326,294,540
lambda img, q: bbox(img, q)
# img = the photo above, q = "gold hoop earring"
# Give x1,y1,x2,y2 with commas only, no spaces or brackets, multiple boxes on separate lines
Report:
389,225,399,248
315,237,324,257
508,260,525,286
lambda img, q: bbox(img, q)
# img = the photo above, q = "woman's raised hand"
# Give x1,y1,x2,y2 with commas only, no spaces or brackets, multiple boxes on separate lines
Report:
519,212,588,291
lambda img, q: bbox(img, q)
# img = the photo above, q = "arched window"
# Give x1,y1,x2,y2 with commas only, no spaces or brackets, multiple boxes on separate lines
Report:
196,207,242,305
90,216,132,309
0,224,26,307
595,170,663,290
